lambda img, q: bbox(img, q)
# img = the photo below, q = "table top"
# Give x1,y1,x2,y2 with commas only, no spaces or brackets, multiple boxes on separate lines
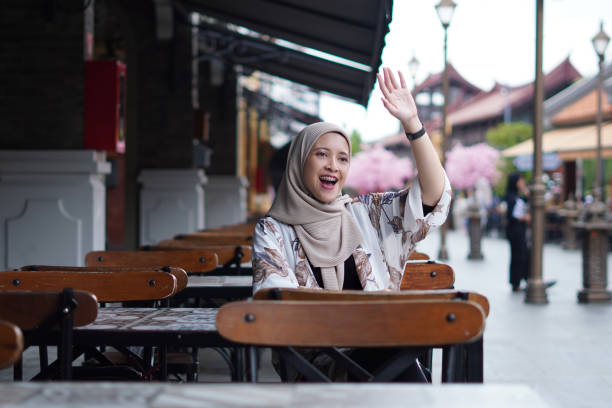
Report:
0,382,551,408
80,308,218,332
187,275,252,288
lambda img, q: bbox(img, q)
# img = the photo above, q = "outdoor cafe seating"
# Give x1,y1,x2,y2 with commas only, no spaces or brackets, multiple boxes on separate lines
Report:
0,221,488,387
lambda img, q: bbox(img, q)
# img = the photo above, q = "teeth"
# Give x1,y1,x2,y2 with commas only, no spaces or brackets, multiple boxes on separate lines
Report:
320,176,337,182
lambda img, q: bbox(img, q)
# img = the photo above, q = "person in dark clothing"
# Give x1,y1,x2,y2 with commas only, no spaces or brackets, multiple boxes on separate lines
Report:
505,172,530,292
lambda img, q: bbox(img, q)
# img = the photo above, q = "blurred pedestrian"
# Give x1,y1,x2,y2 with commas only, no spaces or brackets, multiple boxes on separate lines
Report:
504,172,530,292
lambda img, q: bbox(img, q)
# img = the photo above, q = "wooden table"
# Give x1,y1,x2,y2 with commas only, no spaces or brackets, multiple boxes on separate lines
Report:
0,382,551,407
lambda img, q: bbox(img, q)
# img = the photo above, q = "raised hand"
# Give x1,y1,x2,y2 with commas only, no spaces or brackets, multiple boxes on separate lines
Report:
377,67,421,133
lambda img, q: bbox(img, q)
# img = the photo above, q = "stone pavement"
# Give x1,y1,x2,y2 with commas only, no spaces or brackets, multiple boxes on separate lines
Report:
415,227,612,408
2,228,611,408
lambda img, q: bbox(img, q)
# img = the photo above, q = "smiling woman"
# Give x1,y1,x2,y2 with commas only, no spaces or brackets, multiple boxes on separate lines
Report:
252,68,452,294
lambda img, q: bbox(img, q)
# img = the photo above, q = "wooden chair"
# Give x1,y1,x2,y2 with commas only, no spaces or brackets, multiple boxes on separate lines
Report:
21,265,188,294
401,261,455,290
253,288,489,317
0,289,98,380
204,222,257,235
0,320,24,370
0,270,178,302
85,250,218,275
408,251,429,260
145,242,252,275
217,297,486,383
174,233,253,246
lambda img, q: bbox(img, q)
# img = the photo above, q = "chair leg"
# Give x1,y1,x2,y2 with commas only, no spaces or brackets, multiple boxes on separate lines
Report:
247,346,258,383
465,338,483,383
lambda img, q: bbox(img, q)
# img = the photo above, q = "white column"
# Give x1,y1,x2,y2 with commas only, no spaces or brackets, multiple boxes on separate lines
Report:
204,175,249,228
0,150,110,269
138,169,207,245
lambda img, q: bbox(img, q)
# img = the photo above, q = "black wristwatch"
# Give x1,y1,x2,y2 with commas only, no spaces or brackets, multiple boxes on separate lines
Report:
405,125,426,141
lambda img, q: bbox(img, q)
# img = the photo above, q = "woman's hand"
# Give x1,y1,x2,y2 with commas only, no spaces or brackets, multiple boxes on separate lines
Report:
377,67,421,133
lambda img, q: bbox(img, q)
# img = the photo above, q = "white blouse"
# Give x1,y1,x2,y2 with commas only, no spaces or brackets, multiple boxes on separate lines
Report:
252,174,452,293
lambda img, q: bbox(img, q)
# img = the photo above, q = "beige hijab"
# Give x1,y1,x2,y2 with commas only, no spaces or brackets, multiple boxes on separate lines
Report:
268,122,364,290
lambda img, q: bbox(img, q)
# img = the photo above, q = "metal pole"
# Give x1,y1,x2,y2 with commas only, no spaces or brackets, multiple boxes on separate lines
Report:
525,0,548,304
438,26,449,260
596,54,604,205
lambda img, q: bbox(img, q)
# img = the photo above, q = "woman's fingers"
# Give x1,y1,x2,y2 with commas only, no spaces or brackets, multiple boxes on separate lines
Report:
398,71,407,89
384,67,394,92
387,67,400,89
377,73,391,100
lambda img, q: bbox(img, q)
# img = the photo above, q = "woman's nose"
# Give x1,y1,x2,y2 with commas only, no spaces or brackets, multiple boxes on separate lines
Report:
326,158,339,171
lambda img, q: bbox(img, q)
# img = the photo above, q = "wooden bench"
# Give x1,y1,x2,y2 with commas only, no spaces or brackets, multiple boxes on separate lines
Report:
401,261,455,290
204,221,257,235
217,297,486,383
0,289,98,380
0,320,23,370
85,250,218,275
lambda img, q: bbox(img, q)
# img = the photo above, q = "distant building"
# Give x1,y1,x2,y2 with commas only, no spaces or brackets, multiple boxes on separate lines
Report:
449,57,581,146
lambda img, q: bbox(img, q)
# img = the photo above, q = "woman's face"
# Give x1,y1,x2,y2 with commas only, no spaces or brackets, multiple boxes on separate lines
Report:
303,132,350,204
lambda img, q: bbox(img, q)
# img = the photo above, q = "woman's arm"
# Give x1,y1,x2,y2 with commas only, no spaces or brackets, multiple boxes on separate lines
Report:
377,67,446,206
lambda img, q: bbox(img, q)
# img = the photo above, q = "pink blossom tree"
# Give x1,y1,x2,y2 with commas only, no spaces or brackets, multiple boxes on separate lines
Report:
345,145,415,195
445,143,501,190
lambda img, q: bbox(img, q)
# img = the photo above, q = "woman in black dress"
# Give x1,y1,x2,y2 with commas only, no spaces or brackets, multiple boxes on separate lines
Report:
505,172,530,291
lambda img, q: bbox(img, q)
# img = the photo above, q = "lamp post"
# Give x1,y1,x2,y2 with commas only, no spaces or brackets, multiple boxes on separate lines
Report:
409,53,420,95
435,0,456,261
574,22,612,304
592,22,610,214
525,0,548,304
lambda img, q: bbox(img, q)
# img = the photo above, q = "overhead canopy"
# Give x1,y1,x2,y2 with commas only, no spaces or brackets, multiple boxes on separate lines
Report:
501,122,612,161
184,0,392,105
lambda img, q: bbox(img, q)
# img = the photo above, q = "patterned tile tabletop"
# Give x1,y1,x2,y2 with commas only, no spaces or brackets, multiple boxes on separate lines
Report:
79,308,218,332
186,275,252,287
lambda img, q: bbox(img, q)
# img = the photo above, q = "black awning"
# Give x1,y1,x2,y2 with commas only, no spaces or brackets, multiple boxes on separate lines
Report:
182,0,392,106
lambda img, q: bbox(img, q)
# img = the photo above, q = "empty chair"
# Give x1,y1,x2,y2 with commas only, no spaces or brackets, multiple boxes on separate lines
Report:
401,261,455,290
0,289,98,380
0,270,178,302
408,251,429,260
147,242,251,275
0,320,23,370
85,250,218,275
20,265,188,294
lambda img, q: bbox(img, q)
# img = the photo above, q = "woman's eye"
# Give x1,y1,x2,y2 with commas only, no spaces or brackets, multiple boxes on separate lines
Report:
316,151,327,157
340,157,349,163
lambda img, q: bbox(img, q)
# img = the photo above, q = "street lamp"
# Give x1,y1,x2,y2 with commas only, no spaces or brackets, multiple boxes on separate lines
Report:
525,0,548,304
408,52,420,94
591,22,610,216
435,0,456,260
572,21,611,304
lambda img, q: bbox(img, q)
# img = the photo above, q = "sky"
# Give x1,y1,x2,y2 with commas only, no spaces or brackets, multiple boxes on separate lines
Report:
319,0,612,142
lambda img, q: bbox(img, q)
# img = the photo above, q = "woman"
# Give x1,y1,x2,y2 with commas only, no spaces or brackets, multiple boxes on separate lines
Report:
504,172,530,292
253,68,451,293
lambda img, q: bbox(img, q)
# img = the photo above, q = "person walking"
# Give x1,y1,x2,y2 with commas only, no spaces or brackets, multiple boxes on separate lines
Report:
505,172,530,292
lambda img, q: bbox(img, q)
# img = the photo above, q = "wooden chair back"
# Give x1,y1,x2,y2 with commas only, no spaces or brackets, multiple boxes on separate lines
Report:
217,299,485,347
85,250,218,274
205,222,257,235
174,233,252,246
0,320,23,369
146,242,252,264
401,261,455,290
0,290,98,330
0,270,177,302
21,265,188,293
408,251,429,260
253,288,489,317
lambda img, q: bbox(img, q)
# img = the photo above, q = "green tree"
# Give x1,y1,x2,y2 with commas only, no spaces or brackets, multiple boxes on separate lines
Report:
350,129,363,156
485,122,532,149
486,122,533,196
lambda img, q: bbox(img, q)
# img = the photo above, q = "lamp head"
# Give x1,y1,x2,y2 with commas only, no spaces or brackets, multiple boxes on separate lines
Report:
436,0,457,28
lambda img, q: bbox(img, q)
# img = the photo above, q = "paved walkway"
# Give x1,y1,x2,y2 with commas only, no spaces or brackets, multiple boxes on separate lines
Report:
416,227,612,408
2,228,611,407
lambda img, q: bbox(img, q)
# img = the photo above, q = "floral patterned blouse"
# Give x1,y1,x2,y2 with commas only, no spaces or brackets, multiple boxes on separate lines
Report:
253,174,452,293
